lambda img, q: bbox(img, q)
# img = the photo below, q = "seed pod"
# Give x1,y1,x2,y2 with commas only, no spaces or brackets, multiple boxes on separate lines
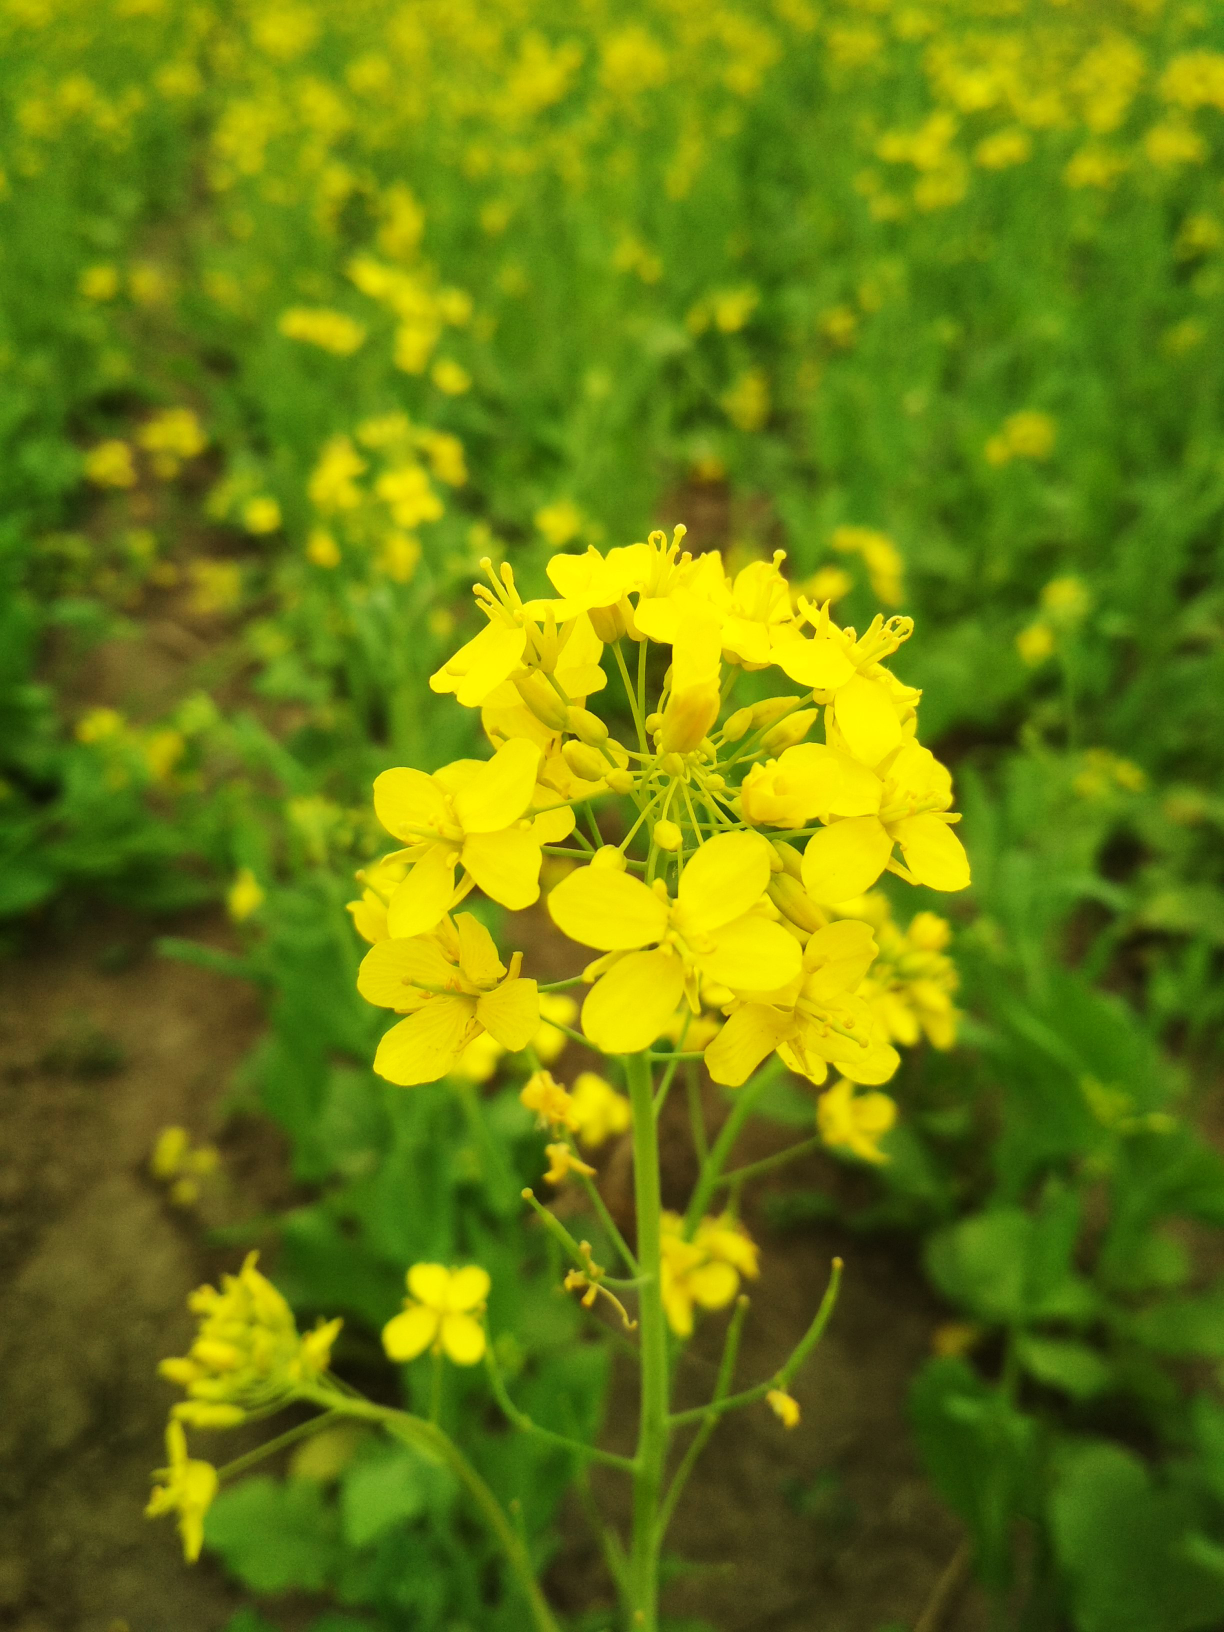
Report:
653,819,682,851
761,709,817,754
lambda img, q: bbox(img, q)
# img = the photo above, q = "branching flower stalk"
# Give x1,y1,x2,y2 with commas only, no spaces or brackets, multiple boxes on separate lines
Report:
148,526,968,1628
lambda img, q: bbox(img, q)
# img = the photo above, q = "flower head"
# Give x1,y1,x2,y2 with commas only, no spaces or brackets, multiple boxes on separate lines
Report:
358,912,539,1086
570,1072,631,1148
382,1263,490,1365
146,1421,218,1562
660,1212,759,1338
816,1078,897,1163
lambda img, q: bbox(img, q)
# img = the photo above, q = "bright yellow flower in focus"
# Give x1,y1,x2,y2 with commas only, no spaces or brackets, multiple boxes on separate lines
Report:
766,1389,801,1429
382,1263,490,1365
84,439,137,488
816,1077,897,1163
358,912,539,1086
548,830,802,1054
771,606,916,765
570,1071,631,1148
660,1212,759,1338
146,1421,218,1562
372,737,556,935
706,919,899,1089
227,867,265,923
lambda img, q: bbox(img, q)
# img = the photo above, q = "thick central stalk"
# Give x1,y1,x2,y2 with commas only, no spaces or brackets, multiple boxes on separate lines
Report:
627,1050,669,1632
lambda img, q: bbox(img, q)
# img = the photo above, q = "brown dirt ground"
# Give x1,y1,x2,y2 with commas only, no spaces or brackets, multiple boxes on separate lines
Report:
0,899,987,1632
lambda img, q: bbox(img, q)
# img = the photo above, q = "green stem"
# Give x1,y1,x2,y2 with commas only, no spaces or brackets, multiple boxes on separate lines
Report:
626,1051,669,1632
654,1296,749,1544
715,1134,825,1190
304,1388,561,1632
484,1352,636,1473
683,1066,779,1234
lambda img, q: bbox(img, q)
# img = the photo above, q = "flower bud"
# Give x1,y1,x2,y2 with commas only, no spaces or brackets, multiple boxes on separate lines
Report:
768,873,827,934
605,768,636,794
644,711,663,733
761,709,817,754
722,707,754,742
659,683,720,754
566,706,608,746
653,819,682,851
514,671,569,731
171,1401,246,1429
772,840,804,879
563,740,606,781
591,845,626,871
587,600,628,643
751,696,802,729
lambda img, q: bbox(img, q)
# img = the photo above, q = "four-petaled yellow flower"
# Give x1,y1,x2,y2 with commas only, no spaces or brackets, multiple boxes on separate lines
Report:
373,738,560,937
358,912,539,1086
382,1263,491,1366
660,1212,760,1338
816,1077,898,1163
146,1420,218,1563
548,831,802,1054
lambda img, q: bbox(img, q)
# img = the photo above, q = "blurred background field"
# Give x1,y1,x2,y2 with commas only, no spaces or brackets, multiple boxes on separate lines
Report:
3,0,1224,1628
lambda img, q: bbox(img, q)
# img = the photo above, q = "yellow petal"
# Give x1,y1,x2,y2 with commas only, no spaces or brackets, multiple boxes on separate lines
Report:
840,1039,901,1086
893,815,971,891
373,997,476,1085
461,827,542,910
581,950,686,1054
386,845,458,938
444,1265,492,1312
688,1261,740,1311
832,673,902,765
801,818,892,903
776,743,883,820
408,1263,454,1306
698,915,802,992
373,767,448,840
357,936,454,1009
431,621,528,708
704,1004,794,1087
440,1311,486,1365
476,977,540,1051
383,1304,440,1361
532,804,576,843
454,912,505,985
676,830,773,933
773,634,856,690
548,865,669,952
453,738,541,832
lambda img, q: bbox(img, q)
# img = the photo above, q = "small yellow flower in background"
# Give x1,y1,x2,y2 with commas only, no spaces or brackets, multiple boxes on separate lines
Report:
146,1421,218,1563
1073,749,1147,800
721,368,770,432
543,1141,597,1185
358,911,539,1086
129,261,174,305
570,1072,632,1148
830,525,905,606
454,1031,505,1082
1144,121,1206,168
842,898,961,1052
227,867,265,923
766,1389,801,1429
1016,621,1055,665
418,429,467,487
143,728,186,783
307,528,341,568
535,499,584,547
816,1077,897,1164
382,1263,490,1365
346,854,409,943
150,1125,220,1207
431,358,471,395
278,306,367,356
189,559,243,614
76,707,126,744
799,565,854,605
375,463,442,528
520,1069,578,1131
932,1321,981,1359
985,410,1056,466
80,263,119,301
534,992,578,1063
376,531,421,583
1040,576,1090,631
309,435,366,512
84,439,137,488
1163,318,1205,356
241,496,281,535
818,305,858,348
975,128,1032,170
660,1212,760,1338
712,286,759,332
1064,147,1127,191
137,408,206,479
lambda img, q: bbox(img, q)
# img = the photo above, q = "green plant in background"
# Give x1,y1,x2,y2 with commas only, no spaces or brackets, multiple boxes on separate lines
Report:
147,537,970,1627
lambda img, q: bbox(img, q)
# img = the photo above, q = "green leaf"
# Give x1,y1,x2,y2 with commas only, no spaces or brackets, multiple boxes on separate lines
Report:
340,1442,449,1548
1016,1336,1112,1400
925,1208,1031,1324
1129,1286,1224,1358
205,1475,338,1592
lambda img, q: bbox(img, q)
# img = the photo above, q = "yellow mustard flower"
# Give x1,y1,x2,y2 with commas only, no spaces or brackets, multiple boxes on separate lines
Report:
359,912,538,1086
278,306,367,355
146,1421,218,1563
372,738,564,935
660,1212,759,1338
80,263,119,301
830,525,905,607
771,606,916,765
520,1068,577,1130
84,438,137,488
189,559,243,614
432,358,471,395
548,831,802,1054
346,854,409,943
75,706,126,744
382,1263,490,1366
226,867,265,923
242,496,281,535
307,529,341,568
766,1389,801,1429
535,499,584,547
986,410,1056,466
150,1126,220,1207
570,1071,632,1148
706,918,899,1088
721,368,770,432
1016,621,1055,665
816,1077,897,1163
137,408,206,478
543,1141,597,1185
846,901,961,1051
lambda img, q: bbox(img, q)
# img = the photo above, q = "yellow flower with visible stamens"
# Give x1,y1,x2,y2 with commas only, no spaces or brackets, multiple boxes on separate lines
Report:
358,913,539,1086
373,738,551,936
771,605,916,765
146,1421,218,1563
816,1077,897,1163
382,1264,490,1366
548,831,802,1054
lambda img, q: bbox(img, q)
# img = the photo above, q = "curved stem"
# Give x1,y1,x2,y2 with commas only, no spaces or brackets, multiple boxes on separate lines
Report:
655,1295,749,1544
484,1351,636,1473
626,1050,669,1632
